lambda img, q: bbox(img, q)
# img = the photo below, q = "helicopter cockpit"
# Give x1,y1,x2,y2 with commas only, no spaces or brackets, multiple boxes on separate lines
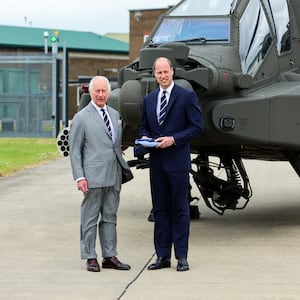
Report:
150,0,233,45
147,0,291,78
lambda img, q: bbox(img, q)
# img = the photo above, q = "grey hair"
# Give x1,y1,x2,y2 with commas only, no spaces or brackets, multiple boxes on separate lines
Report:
89,76,111,92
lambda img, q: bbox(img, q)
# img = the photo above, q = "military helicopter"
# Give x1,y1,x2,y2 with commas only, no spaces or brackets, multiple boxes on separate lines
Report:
58,0,300,215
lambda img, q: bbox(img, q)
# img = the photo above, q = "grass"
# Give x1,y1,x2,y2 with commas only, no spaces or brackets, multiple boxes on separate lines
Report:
0,138,61,177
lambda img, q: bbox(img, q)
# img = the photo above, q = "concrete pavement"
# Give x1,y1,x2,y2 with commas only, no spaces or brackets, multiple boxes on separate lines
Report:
0,150,300,300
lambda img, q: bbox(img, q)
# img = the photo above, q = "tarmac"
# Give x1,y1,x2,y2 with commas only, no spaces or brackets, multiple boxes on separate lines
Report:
0,150,300,300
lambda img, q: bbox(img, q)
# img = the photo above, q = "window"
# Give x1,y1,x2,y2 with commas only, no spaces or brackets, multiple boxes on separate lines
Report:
239,0,271,74
152,17,230,44
264,0,291,55
151,0,233,45
169,0,234,16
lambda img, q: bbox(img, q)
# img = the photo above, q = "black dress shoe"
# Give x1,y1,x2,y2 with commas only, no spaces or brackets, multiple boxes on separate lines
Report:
177,257,189,271
147,257,171,270
102,256,131,270
86,258,100,272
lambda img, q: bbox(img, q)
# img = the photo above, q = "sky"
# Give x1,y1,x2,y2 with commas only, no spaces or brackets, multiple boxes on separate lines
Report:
1,0,179,35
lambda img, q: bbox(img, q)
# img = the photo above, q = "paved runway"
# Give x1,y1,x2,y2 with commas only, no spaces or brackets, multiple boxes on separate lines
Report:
0,150,300,300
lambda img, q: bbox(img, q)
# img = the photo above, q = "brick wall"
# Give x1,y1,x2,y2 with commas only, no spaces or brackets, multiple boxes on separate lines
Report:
129,8,169,62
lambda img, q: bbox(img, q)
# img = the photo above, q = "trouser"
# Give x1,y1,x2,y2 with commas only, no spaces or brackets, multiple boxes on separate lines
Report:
80,186,120,259
150,168,190,259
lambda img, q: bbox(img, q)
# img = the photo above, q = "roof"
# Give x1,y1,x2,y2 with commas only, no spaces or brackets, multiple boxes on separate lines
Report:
104,33,129,43
0,25,128,54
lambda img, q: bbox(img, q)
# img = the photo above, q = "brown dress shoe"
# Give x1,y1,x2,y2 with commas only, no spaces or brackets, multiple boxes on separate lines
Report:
102,256,131,270
86,258,100,272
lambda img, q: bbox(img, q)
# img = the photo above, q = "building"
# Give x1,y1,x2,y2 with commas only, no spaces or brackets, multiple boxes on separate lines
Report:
129,7,171,62
0,25,129,136
0,5,173,137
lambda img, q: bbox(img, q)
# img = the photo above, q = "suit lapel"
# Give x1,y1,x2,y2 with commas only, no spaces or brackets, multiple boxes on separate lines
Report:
107,107,120,143
165,86,177,117
86,103,103,128
86,102,113,141
148,89,160,127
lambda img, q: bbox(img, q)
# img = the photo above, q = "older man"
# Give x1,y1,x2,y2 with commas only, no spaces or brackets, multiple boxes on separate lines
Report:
69,76,131,272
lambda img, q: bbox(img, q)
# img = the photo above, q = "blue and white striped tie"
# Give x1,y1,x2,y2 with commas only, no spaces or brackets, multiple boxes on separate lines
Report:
101,108,112,137
159,91,167,125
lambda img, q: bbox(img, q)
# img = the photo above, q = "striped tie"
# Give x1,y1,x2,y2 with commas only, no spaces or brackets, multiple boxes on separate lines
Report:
159,90,167,125
101,108,112,137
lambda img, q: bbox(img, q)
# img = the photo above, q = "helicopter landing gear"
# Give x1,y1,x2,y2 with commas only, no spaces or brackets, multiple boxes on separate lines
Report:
191,153,252,215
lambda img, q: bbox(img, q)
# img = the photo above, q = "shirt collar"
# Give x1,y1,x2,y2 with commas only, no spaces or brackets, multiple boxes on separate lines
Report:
160,81,174,96
91,100,107,112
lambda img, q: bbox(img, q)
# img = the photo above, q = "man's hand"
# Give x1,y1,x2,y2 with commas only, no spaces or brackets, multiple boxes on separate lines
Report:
155,136,175,148
77,179,89,193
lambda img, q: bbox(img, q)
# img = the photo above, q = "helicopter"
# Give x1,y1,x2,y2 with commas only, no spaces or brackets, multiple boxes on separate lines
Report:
57,0,300,215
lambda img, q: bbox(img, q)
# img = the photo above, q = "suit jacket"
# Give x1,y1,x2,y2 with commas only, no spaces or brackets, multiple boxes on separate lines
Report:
140,84,204,172
69,101,130,189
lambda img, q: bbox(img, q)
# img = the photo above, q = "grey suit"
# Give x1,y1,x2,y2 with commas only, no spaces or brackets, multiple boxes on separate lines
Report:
69,101,130,259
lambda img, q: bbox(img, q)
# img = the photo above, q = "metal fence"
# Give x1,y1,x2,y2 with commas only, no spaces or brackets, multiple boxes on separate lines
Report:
0,54,62,137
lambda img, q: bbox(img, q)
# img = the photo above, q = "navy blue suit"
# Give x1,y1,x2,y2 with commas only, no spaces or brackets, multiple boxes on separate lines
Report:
140,84,204,260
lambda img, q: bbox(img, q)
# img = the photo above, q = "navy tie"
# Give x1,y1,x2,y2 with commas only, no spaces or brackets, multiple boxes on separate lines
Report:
101,108,112,137
159,90,167,125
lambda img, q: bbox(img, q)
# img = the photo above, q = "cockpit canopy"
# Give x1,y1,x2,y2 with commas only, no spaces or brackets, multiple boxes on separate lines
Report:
151,0,233,44
149,0,291,76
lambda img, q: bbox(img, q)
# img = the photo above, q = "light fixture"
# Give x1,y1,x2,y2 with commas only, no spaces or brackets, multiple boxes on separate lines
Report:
134,11,142,21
